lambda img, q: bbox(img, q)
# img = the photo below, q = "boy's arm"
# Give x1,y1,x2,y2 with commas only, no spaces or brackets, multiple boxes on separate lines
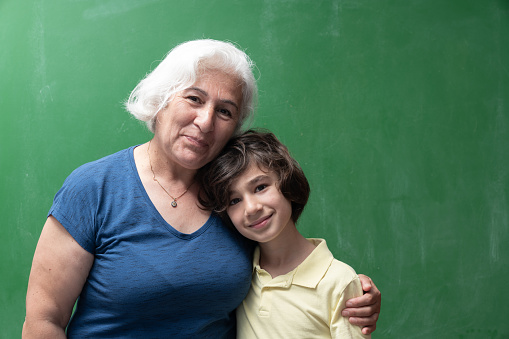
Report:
342,274,381,335
330,276,371,338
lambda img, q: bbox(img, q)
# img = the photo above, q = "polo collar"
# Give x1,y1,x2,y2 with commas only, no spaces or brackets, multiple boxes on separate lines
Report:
252,238,334,289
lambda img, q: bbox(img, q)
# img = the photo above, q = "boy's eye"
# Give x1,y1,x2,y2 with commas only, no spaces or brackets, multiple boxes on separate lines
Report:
229,198,241,206
254,184,268,193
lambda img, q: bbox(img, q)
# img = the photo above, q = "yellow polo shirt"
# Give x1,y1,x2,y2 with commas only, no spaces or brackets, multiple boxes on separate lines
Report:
236,238,370,339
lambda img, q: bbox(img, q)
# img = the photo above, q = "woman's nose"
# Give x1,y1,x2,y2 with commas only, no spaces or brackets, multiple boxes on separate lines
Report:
194,105,215,133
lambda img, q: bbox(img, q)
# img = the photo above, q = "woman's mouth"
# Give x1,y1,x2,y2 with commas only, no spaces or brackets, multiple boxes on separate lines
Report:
185,135,209,149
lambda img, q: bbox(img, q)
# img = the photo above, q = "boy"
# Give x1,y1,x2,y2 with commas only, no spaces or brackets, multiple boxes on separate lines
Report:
198,129,370,338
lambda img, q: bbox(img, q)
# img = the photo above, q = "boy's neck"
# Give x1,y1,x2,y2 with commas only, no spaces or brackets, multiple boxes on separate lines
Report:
258,226,316,279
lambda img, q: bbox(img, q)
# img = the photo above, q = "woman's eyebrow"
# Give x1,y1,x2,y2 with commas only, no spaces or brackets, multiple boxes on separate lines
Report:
186,87,207,96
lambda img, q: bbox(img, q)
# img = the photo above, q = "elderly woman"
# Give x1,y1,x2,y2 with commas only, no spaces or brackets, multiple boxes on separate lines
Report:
22,39,380,338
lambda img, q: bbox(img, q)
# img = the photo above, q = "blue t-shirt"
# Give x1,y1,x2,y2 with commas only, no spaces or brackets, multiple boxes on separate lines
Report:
49,146,253,338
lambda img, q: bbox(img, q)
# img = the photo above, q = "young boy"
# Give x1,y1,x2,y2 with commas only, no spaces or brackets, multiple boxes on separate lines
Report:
198,129,370,338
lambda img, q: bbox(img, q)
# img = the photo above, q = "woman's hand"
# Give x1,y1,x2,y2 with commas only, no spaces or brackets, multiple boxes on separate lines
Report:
22,216,94,338
342,274,381,335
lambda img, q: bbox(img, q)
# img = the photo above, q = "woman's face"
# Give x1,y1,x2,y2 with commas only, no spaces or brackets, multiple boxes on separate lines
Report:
154,69,243,170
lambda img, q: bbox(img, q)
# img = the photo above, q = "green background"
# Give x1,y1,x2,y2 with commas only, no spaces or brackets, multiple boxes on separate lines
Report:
1,0,508,338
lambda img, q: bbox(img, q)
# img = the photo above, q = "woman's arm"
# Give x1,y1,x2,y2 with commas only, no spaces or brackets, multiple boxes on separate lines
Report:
342,274,381,335
22,216,94,338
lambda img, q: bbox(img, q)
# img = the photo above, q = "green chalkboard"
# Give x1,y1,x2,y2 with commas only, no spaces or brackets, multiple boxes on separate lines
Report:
1,1,508,338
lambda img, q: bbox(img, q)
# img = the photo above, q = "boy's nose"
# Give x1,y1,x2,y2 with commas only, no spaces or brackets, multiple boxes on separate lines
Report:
244,196,261,215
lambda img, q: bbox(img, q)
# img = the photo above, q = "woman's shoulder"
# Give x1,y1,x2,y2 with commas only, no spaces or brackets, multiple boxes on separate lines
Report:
61,146,136,190
76,146,134,172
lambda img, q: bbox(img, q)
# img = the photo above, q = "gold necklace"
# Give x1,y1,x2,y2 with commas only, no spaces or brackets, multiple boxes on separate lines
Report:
147,140,194,208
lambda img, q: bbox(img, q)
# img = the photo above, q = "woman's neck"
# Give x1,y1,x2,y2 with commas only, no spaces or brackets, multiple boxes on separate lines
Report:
143,139,197,187
133,141,210,234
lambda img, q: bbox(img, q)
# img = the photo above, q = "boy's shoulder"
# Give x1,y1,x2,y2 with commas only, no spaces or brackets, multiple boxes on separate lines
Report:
306,238,360,291
328,258,359,283
320,257,363,301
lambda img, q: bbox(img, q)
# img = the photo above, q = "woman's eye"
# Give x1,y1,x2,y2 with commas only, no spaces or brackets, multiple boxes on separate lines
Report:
229,198,241,206
217,108,232,118
188,96,200,103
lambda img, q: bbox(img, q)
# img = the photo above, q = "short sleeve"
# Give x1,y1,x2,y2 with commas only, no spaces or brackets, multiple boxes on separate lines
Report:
330,276,371,338
48,163,102,254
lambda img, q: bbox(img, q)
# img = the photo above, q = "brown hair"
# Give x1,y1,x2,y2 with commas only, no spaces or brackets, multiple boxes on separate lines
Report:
198,129,310,228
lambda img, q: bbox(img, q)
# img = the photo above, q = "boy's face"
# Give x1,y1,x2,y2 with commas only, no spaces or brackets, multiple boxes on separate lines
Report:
226,164,294,243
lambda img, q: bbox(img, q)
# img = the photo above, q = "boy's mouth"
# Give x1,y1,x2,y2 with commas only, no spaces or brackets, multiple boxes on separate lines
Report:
248,214,272,229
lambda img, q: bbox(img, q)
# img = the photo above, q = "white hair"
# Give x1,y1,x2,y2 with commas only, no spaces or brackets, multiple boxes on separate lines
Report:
125,39,258,134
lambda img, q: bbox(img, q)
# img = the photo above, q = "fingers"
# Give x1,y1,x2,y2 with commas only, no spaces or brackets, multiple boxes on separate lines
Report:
358,274,372,292
346,311,379,327
344,289,379,309
343,274,382,333
342,287,381,319
366,279,381,313
346,275,381,310
362,324,376,335
363,275,380,299
342,304,376,318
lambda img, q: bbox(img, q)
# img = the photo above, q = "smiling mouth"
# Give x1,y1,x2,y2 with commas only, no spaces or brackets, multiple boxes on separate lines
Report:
185,135,209,148
249,214,272,229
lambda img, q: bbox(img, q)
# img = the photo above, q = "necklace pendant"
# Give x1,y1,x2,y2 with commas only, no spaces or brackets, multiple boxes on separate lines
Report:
171,200,178,208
